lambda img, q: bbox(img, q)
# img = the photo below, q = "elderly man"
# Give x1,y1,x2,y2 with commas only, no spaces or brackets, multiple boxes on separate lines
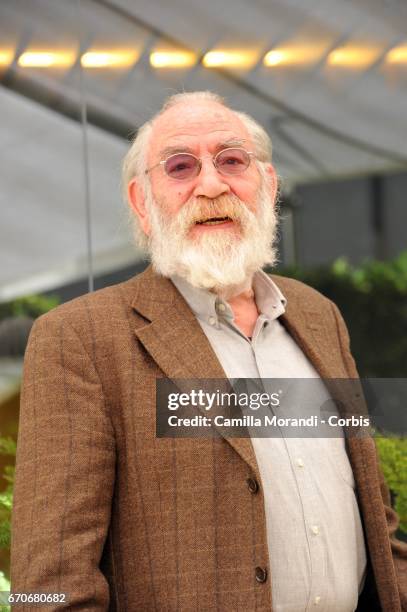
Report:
11,91,406,611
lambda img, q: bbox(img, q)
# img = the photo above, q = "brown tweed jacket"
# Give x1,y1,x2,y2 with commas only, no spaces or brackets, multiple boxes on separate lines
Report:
11,266,407,611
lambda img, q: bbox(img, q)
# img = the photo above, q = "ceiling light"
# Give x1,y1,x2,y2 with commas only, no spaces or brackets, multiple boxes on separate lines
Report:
263,50,286,66
202,50,258,68
263,47,322,67
386,45,407,64
327,47,379,69
0,50,14,66
150,51,197,68
81,51,138,68
18,51,75,68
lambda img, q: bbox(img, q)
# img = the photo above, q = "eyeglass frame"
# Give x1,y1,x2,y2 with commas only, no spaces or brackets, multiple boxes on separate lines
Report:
144,147,256,180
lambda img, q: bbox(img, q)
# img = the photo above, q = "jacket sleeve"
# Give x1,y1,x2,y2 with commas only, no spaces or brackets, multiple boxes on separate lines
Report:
330,300,407,610
10,312,116,611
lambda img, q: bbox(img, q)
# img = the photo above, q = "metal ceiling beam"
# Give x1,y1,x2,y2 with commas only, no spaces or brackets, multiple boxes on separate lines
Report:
0,68,134,139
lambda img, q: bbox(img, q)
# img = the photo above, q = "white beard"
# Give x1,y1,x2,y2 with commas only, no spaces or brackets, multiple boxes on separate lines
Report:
144,178,278,297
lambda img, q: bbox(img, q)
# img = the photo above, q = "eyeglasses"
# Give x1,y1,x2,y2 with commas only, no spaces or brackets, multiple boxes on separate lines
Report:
145,147,255,181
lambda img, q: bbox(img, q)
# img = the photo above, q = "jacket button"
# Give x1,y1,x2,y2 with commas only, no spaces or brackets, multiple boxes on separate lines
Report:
255,566,267,583
247,478,259,494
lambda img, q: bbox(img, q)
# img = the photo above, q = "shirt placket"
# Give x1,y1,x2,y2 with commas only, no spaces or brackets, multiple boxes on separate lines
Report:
254,325,327,611
284,437,328,610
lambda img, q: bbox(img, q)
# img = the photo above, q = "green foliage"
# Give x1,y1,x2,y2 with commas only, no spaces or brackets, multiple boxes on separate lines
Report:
0,439,16,457
0,491,13,549
0,436,13,608
0,571,9,588
0,294,59,321
0,570,11,612
273,250,407,376
375,436,407,534
0,520,11,549
0,437,15,556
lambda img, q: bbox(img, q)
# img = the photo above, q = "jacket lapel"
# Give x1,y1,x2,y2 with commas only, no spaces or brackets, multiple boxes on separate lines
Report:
277,280,363,421
276,285,347,380
131,266,260,477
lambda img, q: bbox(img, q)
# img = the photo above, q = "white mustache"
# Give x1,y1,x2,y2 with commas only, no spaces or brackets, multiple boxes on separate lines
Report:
171,194,253,231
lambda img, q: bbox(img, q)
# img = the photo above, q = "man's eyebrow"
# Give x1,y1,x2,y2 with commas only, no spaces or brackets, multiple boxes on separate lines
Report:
159,145,195,158
215,138,247,151
158,138,248,160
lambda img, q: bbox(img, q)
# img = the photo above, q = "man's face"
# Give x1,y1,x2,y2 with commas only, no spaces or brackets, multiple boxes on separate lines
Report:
129,100,278,294
145,100,265,241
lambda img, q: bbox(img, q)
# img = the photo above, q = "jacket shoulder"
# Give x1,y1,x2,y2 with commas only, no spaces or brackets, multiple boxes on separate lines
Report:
269,273,332,309
30,273,144,336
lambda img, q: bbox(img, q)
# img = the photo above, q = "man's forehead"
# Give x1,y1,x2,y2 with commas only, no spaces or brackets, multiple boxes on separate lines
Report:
149,102,252,158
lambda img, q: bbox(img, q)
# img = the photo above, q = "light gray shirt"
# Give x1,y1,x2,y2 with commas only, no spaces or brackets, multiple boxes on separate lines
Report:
171,270,367,612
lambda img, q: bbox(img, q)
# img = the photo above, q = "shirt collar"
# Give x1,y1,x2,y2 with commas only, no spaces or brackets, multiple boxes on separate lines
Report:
171,269,287,325
253,269,287,320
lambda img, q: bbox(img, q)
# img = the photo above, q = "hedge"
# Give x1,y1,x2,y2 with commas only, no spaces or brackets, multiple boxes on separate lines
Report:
272,250,407,377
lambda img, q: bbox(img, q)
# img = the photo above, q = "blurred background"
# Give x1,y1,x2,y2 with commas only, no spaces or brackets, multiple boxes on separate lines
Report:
0,0,406,590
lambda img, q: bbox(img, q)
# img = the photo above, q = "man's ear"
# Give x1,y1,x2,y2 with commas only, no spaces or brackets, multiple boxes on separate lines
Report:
128,178,151,235
264,163,278,205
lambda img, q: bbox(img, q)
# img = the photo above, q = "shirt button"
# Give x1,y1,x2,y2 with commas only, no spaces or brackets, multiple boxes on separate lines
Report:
208,316,216,326
255,566,267,583
314,596,321,605
296,458,304,467
311,525,319,535
217,303,226,312
247,478,259,494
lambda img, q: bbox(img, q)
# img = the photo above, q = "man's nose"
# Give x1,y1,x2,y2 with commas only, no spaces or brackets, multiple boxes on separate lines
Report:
193,159,231,199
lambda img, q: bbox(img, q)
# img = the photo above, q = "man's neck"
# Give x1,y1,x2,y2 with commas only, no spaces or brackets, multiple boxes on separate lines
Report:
214,276,259,339
213,275,253,301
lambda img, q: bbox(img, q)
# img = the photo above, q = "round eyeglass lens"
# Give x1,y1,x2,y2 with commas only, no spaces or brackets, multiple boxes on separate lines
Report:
215,148,250,175
164,153,200,180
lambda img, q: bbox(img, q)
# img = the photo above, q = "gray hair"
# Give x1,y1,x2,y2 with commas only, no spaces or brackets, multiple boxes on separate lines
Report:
122,91,273,249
